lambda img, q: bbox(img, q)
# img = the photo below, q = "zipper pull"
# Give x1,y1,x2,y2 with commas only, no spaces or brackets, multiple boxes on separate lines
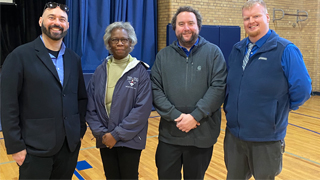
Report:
186,57,188,63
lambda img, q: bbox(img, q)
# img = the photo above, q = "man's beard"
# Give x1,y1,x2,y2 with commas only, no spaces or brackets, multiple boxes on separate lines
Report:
246,28,260,38
41,23,67,41
177,32,198,47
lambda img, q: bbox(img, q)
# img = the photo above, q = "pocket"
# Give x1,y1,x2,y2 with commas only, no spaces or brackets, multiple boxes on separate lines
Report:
133,133,144,143
23,118,56,150
240,99,278,138
19,153,29,167
262,100,278,128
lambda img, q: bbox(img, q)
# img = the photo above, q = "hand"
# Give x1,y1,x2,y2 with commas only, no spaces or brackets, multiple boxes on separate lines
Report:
102,133,117,149
175,114,200,133
12,149,27,166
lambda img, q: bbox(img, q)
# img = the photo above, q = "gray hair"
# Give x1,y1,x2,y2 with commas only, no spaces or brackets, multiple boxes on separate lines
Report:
171,6,202,31
242,0,268,14
103,22,137,53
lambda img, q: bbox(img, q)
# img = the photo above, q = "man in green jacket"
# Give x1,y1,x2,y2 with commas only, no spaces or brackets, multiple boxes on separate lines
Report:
151,6,227,180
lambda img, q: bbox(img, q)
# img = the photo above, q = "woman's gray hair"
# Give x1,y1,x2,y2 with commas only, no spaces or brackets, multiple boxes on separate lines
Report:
103,22,137,53
242,0,268,14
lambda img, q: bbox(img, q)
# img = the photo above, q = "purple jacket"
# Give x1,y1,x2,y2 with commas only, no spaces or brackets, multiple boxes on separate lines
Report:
86,56,152,149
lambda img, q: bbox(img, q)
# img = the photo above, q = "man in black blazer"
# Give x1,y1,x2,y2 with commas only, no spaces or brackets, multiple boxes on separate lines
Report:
1,2,87,179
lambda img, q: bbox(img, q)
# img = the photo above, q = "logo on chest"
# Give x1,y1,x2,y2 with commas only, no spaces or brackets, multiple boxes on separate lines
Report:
126,76,139,89
258,57,267,61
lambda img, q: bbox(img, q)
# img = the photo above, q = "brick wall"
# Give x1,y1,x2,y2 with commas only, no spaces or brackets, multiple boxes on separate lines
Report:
157,0,320,92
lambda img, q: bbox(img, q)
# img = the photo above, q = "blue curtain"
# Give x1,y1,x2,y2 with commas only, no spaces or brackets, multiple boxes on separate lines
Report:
65,0,157,72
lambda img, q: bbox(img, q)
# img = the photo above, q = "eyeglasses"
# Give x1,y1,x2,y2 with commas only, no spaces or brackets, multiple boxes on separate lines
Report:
43,2,69,13
110,38,130,44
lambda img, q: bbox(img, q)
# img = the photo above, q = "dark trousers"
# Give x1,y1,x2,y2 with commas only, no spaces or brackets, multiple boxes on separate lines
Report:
100,146,142,180
19,139,81,179
224,128,284,180
156,141,213,180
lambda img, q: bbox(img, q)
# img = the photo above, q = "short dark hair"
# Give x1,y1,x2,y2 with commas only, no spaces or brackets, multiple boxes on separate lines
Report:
171,6,202,31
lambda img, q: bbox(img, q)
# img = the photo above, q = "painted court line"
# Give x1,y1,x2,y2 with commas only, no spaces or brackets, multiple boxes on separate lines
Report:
149,115,160,118
80,146,96,151
1,134,319,170
73,170,84,180
288,123,320,135
76,160,92,171
1,112,319,168
147,135,158,138
0,161,15,165
291,111,320,120
285,151,320,166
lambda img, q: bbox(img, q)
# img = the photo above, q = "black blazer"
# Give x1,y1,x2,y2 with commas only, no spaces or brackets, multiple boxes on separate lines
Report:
1,36,87,156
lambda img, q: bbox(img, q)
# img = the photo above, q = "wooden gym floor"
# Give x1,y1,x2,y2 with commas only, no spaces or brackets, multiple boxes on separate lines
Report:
0,95,319,180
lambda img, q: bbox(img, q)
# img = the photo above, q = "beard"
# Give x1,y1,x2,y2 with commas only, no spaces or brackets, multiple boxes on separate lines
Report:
41,22,67,41
177,31,198,47
246,28,260,38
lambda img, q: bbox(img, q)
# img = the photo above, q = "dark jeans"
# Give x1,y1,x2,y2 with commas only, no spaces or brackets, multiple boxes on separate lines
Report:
156,141,213,180
19,139,81,179
224,128,284,180
100,146,142,180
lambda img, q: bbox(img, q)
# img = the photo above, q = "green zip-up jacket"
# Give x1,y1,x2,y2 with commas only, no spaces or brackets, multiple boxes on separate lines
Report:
151,36,227,148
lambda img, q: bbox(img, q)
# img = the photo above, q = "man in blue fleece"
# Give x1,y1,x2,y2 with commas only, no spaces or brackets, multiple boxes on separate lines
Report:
151,6,227,180
223,0,312,179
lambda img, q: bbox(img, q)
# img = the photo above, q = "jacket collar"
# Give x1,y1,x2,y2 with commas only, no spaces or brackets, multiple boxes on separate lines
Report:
235,30,279,54
170,35,208,57
34,36,71,89
102,55,148,77
34,36,61,85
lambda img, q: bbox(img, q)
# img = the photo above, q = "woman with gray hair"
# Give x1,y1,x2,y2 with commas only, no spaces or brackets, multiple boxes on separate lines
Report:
86,22,153,179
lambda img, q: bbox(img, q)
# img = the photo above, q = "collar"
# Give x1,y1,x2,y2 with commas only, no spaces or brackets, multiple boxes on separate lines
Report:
246,29,271,48
177,37,199,49
40,35,66,57
177,38,199,56
110,54,131,64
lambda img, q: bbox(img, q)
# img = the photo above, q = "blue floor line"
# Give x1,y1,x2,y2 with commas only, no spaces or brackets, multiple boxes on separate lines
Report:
1,113,320,170
288,123,320,135
1,142,319,173
149,115,160,118
291,111,320,120
76,160,92,171
73,170,84,180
